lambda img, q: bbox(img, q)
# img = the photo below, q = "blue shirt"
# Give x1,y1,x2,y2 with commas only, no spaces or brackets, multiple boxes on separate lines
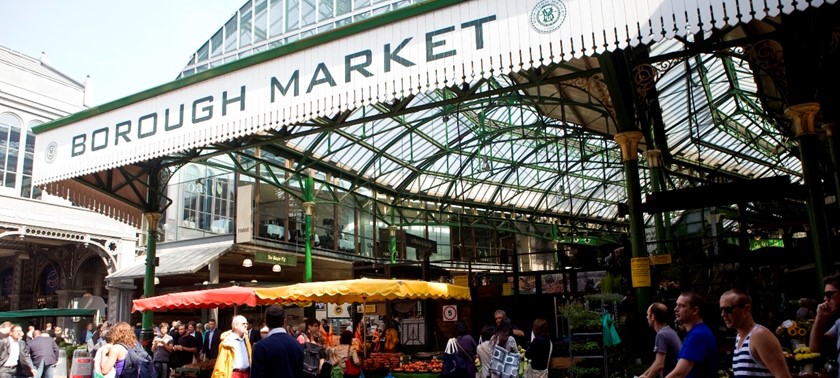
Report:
678,322,718,378
829,318,840,377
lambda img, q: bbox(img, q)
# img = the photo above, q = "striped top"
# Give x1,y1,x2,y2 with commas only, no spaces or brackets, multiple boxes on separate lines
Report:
732,324,773,377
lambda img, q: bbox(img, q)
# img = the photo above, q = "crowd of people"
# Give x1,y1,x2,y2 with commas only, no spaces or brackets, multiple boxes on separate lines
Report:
0,322,63,378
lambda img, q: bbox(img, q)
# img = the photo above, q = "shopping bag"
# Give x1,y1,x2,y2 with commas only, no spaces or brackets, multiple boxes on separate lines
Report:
442,337,469,377
489,344,519,378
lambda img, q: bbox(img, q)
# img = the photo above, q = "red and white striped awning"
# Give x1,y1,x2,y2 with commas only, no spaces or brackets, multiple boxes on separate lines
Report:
32,0,835,185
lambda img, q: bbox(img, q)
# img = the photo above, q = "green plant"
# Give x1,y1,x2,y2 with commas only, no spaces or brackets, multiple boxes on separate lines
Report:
569,365,602,378
559,302,600,330
583,293,624,304
571,341,600,354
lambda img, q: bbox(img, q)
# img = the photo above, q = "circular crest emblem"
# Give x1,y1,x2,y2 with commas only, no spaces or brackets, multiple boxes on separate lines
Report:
45,142,58,164
530,0,567,34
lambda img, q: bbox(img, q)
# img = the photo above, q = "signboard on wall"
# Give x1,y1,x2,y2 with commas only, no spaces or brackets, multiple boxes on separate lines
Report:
327,303,353,318
631,257,651,288
442,305,457,321
236,185,253,243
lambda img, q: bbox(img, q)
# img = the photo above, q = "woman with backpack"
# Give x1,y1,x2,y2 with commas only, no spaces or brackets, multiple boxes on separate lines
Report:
329,330,360,378
302,318,329,378
100,322,134,377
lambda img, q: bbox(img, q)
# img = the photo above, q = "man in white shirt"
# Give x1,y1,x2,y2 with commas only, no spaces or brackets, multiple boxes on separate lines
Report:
212,316,251,378
0,324,36,378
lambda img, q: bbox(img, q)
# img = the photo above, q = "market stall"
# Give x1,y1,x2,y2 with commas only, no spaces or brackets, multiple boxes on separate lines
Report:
255,278,470,376
134,279,470,377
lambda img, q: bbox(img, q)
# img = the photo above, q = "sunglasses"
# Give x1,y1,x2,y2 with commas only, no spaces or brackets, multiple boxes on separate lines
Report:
825,290,839,299
720,303,746,314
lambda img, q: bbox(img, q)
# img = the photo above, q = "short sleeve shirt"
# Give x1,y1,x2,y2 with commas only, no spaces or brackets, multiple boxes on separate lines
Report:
677,322,718,378
829,318,840,376
654,326,682,378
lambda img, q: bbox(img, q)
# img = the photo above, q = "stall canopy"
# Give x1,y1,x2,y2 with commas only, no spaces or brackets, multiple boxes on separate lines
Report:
133,279,471,313
132,286,270,312
254,278,472,303
108,239,233,280
0,308,97,319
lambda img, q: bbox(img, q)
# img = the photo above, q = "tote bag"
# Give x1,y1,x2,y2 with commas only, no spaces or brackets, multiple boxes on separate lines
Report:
442,338,469,377
488,338,519,378
523,341,552,378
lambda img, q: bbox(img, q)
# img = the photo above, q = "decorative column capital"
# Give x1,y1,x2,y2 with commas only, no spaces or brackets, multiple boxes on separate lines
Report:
784,102,821,137
302,201,316,215
614,131,645,161
643,149,662,168
143,212,162,230
824,123,835,137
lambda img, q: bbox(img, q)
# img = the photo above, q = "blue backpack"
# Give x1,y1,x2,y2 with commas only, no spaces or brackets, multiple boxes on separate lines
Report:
118,343,156,378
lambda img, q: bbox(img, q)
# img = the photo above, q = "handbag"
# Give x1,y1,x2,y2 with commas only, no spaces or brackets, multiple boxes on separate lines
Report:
442,338,469,376
343,346,361,376
488,337,520,378
523,340,552,378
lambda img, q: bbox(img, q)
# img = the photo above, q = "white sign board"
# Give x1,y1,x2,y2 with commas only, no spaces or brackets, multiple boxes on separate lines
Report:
33,0,813,184
442,305,458,322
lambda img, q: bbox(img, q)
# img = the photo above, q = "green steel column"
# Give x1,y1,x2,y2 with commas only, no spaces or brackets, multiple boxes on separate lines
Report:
786,104,832,288
141,211,160,351
644,150,667,254
303,175,315,283
824,124,840,214
551,221,560,269
389,225,398,265
389,206,397,264
615,131,650,311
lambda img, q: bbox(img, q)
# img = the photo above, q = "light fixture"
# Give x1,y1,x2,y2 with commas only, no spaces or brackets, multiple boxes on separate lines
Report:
792,232,807,239
242,259,253,268
202,281,210,285
153,277,160,285
251,279,258,283
272,264,282,273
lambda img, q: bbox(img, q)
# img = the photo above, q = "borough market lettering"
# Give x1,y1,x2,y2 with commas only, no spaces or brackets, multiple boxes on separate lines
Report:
70,15,496,157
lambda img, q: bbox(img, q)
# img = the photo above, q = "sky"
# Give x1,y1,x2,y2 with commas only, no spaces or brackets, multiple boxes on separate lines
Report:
1,1,243,106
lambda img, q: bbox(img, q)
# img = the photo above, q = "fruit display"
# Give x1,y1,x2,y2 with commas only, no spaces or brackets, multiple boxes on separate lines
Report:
391,358,443,373
362,352,403,372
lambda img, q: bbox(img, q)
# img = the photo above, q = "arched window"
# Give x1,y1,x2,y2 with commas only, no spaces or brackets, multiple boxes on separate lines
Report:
0,268,13,297
0,112,23,190
22,120,43,198
37,264,60,295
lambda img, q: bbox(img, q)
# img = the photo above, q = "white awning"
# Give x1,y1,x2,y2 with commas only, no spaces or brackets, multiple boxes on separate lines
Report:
32,0,835,184
107,239,234,280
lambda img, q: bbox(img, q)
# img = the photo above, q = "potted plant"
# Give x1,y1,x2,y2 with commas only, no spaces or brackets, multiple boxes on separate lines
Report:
559,302,600,331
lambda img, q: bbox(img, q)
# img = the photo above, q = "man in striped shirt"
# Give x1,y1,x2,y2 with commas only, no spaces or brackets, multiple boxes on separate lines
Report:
720,289,791,377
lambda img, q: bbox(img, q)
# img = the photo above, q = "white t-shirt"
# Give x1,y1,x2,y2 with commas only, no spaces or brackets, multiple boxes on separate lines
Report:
94,343,116,378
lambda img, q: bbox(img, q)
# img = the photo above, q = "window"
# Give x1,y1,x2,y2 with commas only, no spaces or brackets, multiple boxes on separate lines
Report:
21,120,41,198
0,113,22,190
181,166,235,233
240,0,254,47
254,0,268,41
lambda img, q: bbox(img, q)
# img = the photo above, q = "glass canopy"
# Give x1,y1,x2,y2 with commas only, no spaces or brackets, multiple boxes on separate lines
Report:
175,0,806,236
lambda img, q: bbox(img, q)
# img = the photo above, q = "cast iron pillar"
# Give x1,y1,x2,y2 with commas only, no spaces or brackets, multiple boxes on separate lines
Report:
614,131,650,311
786,103,832,288
141,211,161,351
824,124,840,214
643,150,668,254
388,225,398,265
303,173,314,283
